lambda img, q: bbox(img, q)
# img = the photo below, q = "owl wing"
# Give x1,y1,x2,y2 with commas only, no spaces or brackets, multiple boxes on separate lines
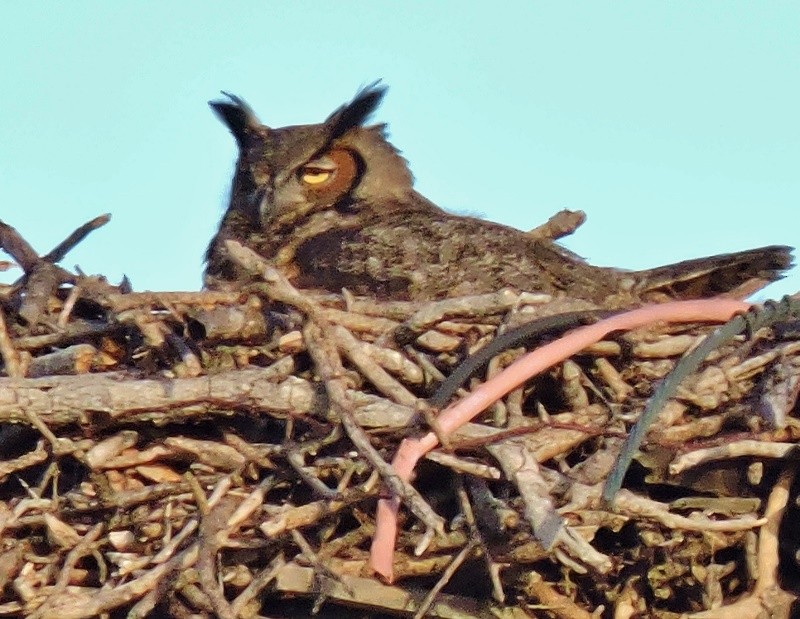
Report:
292,210,621,302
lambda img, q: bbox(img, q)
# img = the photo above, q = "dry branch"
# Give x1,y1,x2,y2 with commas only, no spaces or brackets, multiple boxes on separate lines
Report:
0,218,798,618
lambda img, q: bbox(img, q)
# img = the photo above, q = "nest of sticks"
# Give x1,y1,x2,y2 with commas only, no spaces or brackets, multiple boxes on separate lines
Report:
1,216,799,619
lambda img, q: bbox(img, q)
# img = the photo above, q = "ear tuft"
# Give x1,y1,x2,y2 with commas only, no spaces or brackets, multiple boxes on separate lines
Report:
326,81,387,140
209,92,262,147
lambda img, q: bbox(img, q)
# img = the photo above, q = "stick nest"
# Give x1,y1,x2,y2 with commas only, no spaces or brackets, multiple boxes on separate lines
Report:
0,218,799,619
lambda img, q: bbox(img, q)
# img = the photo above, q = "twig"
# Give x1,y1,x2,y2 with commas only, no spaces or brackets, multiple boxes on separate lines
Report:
56,284,82,328
686,468,797,617
12,320,124,351
397,289,550,338
0,218,108,325
355,337,425,384
23,404,68,454
231,552,286,617
291,529,344,586
527,209,586,241
333,324,418,406
0,306,22,377
286,446,339,499
670,440,800,474
106,290,243,312
487,437,612,573
195,485,238,619
459,479,507,602
29,523,104,619
304,322,446,538
424,450,501,479
43,214,111,264
0,219,40,271
0,440,49,481
523,572,595,619
613,490,765,532
413,538,479,619
259,490,371,538
38,545,200,619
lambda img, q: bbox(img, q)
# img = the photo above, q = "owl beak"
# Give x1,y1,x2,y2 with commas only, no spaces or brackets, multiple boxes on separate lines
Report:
249,186,273,224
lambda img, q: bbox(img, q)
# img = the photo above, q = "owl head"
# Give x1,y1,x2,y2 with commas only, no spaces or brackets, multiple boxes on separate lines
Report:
209,83,416,236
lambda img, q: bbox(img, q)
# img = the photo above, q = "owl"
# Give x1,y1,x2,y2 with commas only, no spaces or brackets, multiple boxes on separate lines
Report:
204,84,791,306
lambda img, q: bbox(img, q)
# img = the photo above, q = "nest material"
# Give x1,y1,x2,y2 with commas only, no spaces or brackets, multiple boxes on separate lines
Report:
0,218,799,618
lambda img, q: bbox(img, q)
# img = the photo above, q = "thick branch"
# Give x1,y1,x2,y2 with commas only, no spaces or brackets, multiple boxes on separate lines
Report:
0,369,315,426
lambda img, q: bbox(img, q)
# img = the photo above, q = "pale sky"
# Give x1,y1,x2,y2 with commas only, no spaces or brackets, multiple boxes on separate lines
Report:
2,3,798,299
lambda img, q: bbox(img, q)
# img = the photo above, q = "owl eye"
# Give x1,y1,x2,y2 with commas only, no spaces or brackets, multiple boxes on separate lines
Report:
299,153,339,186
300,168,334,185
297,149,358,196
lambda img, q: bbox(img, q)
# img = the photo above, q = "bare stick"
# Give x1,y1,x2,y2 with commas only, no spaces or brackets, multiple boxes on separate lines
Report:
0,219,40,271
44,214,111,263
0,306,23,377
527,209,587,241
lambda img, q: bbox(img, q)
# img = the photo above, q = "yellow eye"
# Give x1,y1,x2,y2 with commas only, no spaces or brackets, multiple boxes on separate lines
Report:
301,168,333,185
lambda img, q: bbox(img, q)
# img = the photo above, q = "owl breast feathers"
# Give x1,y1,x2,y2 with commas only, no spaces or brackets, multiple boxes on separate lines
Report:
204,84,792,306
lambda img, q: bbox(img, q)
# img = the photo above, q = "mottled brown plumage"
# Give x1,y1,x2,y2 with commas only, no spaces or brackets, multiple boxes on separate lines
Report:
205,85,792,306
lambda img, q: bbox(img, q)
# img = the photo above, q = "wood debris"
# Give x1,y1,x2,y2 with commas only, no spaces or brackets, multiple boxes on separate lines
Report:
0,216,799,618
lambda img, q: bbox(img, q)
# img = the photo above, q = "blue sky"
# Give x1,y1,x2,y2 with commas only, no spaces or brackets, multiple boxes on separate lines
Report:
2,3,798,299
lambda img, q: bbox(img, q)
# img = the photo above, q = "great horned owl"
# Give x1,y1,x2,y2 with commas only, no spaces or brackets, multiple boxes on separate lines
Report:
204,84,791,306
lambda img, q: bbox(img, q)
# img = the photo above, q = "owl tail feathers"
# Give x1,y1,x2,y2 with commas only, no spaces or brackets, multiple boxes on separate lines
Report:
630,245,794,300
